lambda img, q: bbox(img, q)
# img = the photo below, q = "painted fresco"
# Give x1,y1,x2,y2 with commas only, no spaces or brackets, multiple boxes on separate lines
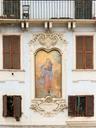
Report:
35,49,62,98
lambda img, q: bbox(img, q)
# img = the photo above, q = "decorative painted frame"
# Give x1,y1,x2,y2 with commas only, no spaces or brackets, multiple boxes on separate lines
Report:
29,31,67,116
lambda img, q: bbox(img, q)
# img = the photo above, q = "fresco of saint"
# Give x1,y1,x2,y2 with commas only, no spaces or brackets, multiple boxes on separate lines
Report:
40,58,53,94
35,50,62,98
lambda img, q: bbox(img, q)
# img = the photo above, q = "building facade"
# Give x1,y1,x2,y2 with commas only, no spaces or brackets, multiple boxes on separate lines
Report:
0,0,96,128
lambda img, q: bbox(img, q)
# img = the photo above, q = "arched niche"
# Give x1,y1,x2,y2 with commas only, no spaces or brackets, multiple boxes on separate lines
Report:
30,32,67,116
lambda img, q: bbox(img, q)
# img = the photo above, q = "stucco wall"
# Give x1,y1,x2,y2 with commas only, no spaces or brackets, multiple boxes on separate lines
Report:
0,25,96,127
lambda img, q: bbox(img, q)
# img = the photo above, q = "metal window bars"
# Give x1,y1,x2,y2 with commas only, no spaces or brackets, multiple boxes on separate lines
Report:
0,0,96,19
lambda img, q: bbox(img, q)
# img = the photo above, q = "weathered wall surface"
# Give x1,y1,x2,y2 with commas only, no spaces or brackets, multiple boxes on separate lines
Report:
0,25,96,127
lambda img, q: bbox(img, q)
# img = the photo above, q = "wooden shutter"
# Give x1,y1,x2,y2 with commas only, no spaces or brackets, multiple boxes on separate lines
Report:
75,0,92,19
76,36,93,69
3,35,20,69
76,36,84,69
3,95,8,117
3,36,11,69
68,96,76,116
13,96,22,121
12,36,20,69
86,95,94,116
85,36,93,69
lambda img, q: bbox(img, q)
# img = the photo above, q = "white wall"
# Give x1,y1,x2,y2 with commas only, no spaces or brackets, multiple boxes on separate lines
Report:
0,25,95,126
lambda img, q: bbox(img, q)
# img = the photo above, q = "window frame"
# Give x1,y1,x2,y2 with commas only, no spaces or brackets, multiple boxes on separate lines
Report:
76,35,93,69
68,95,94,117
3,35,21,70
3,95,22,121
3,0,20,19
75,0,92,19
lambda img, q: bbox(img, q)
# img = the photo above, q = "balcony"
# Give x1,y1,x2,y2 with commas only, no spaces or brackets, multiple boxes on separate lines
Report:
0,0,96,20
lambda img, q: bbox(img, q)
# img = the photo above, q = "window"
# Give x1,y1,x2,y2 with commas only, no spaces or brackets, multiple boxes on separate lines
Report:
3,95,22,121
68,95,94,117
3,0,20,19
75,0,92,19
76,36,93,69
3,35,20,69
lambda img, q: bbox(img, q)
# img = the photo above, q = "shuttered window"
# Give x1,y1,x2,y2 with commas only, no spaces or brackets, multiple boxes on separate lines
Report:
76,36,93,69
75,0,92,19
13,96,22,121
3,35,20,69
68,96,76,116
3,95,7,117
86,95,94,116
68,95,94,117
3,0,20,19
3,95,22,121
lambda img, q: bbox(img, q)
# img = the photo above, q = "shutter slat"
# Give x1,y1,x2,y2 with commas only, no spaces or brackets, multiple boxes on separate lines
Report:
85,36,93,52
12,36,20,69
3,95,8,117
76,36,83,52
13,53,20,69
13,96,22,121
76,52,84,69
76,36,84,69
85,36,93,69
86,53,93,69
3,36,11,69
86,95,94,116
68,96,76,116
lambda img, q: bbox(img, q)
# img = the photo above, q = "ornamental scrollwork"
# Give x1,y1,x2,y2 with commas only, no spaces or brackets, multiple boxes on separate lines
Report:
30,96,67,117
29,31,65,48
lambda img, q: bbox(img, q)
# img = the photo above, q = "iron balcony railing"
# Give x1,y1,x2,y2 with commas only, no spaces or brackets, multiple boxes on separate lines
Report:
0,0,96,19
